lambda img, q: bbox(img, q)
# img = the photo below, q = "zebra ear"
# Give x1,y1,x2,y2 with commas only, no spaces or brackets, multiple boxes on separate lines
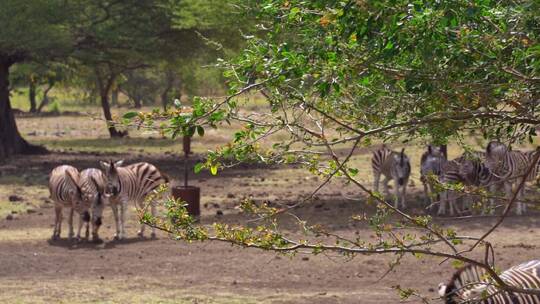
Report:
100,161,110,171
486,142,492,155
114,160,124,167
428,145,432,154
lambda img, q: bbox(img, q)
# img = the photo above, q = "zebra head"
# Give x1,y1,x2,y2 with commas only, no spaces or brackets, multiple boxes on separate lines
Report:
485,141,508,173
457,159,479,184
395,148,411,186
439,264,493,304
89,176,105,227
100,160,124,197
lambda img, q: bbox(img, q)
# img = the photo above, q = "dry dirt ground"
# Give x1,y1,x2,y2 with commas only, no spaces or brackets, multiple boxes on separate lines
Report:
2,151,540,304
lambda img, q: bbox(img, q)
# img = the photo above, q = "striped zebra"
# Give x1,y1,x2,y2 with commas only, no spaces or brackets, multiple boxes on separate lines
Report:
457,155,503,214
49,165,87,240
80,168,107,242
438,260,540,303
420,145,447,205
437,152,497,215
100,160,169,240
485,141,540,215
371,145,411,209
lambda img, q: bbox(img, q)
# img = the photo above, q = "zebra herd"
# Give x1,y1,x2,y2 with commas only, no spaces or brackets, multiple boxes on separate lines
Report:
372,141,540,215
48,160,168,241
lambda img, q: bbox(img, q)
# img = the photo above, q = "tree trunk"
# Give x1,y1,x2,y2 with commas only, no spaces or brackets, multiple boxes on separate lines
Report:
133,97,142,109
96,69,127,138
111,88,119,107
161,70,175,111
36,81,54,113
160,89,169,111
0,59,47,158
29,80,37,113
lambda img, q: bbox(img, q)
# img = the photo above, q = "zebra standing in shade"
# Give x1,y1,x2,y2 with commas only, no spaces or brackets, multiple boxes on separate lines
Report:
371,145,411,209
100,160,169,240
80,168,108,242
420,145,447,205
457,155,503,214
49,165,87,240
438,260,540,303
437,152,488,216
485,141,540,215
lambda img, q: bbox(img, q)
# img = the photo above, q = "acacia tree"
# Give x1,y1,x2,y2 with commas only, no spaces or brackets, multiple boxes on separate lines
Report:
129,0,540,300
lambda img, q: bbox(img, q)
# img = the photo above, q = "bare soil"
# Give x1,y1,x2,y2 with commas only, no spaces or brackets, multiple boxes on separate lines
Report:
1,152,540,303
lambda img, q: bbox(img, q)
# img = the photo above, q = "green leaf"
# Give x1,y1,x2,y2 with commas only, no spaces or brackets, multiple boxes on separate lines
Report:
194,163,204,174
210,165,218,175
123,112,138,119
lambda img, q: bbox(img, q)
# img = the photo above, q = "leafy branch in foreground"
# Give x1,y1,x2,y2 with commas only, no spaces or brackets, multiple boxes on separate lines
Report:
128,0,539,302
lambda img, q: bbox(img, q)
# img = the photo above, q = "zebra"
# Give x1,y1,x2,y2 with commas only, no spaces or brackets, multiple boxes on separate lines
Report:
485,141,540,215
420,145,447,205
100,160,169,240
371,145,411,209
80,168,108,242
49,165,87,240
457,155,503,214
437,152,494,216
438,260,540,303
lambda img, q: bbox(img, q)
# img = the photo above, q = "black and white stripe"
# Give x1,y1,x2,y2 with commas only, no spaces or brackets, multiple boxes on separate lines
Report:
372,145,411,209
439,260,540,303
48,165,86,240
80,168,107,242
437,152,495,215
485,141,540,215
100,160,169,239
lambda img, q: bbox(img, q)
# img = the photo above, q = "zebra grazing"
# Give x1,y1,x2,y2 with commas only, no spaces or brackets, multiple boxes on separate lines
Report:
420,145,447,204
80,168,107,242
439,260,540,303
372,145,411,209
485,141,540,215
49,165,87,240
100,160,169,240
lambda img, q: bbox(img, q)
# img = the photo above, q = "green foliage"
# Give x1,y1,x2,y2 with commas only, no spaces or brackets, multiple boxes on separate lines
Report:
48,99,60,114
126,1,539,299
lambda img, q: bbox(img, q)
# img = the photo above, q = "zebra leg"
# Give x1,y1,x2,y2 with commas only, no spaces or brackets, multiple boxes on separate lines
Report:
150,201,157,239
515,182,525,215
422,180,431,204
53,205,62,240
382,176,390,198
76,213,84,241
401,178,408,209
373,170,380,194
137,216,146,238
520,185,527,214
438,191,447,216
68,207,75,240
393,178,400,209
119,202,126,239
503,182,514,215
111,204,121,240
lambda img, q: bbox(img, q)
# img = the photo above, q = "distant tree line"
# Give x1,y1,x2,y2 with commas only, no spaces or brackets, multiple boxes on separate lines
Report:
0,0,253,157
